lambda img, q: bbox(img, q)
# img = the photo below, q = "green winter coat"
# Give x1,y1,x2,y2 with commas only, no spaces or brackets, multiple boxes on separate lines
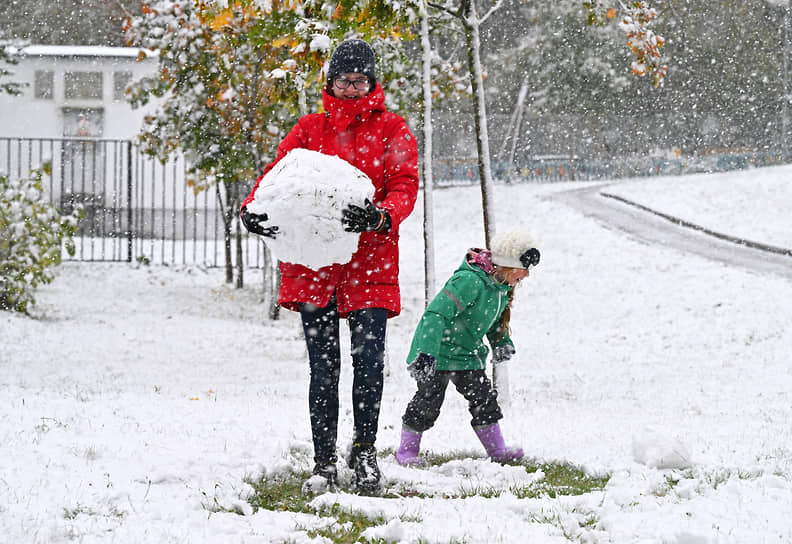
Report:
406,257,514,371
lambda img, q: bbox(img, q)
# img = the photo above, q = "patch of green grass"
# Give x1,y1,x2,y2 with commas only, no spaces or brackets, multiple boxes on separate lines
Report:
63,504,91,520
239,451,608,543
385,482,431,498
403,450,610,499
515,459,610,499
455,483,502,499
702,466,760,489
245,470,314,513
63,503,125,520
306,504,389,543
421,449,483,466
243,470,412,543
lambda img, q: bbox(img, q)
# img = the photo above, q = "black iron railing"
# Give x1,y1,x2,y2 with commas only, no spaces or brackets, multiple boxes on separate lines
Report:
1,137,266,268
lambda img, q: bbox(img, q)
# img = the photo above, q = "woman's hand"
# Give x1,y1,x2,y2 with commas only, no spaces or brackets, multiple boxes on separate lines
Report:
241,207,280,239
342,199,391,233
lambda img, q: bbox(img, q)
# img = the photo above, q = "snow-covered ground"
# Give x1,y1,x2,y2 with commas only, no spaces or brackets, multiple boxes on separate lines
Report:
2,165,792,543
600,163,791,250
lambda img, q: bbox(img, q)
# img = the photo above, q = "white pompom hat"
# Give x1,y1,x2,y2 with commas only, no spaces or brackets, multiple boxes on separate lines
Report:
489,229,541,269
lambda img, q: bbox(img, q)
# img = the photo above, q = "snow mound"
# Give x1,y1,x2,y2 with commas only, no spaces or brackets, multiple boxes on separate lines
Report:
362,518,406,543
632,428,693,469
246,148,374,269
301,474,333,495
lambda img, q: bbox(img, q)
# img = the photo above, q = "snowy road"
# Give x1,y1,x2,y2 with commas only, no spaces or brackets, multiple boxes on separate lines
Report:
551,184,792,281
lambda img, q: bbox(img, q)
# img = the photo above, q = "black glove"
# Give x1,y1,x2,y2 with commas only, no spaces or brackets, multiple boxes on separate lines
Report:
492,344,515,364
408,352,436,384
241,206,279,239
342,199,391,233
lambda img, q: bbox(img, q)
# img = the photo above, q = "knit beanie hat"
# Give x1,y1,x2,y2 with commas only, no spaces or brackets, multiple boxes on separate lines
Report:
327,38,377,91
490,229,541,269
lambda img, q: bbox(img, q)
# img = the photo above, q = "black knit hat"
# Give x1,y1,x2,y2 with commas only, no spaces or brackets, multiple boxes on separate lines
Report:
327,39,376,91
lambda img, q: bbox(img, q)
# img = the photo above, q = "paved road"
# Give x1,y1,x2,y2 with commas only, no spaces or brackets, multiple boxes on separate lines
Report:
551,184,792,281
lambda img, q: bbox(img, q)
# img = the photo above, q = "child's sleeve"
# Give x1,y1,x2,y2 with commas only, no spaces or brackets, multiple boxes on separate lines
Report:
486,322,514,350
486,291,515,350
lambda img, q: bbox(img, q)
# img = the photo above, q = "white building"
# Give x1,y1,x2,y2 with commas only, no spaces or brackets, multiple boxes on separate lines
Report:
0,45,264,268
0,44,158,139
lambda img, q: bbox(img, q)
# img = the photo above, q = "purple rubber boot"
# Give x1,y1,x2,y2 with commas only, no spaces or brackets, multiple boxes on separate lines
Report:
396,427,423,466
474,423,524,462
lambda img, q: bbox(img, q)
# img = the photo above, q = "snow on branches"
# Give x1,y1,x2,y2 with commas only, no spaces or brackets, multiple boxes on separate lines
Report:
584,1,667,87
0,40,24,96
125,1,425,179
1,165,81,313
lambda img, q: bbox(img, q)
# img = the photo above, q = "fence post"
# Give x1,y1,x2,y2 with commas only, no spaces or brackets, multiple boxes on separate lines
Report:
126,140,133,263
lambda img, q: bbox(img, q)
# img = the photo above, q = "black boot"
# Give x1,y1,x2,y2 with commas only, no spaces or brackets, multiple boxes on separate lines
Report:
311,462,338,489
347,443,381,494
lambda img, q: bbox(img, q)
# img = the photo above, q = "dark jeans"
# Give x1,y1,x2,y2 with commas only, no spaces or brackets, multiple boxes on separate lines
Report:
299,297,387,466
402,369,503,433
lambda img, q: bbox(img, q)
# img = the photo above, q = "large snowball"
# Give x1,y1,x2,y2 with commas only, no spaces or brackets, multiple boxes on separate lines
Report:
246,149,374,270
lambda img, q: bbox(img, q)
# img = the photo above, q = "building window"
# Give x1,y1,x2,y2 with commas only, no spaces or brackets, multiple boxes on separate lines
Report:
113,71,132,101
62,107,104,137
34,70,54,99
64,71,103,100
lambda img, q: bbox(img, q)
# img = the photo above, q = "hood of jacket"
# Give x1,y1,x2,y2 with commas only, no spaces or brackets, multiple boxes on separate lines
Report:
322,83,387,133
455,253,511,297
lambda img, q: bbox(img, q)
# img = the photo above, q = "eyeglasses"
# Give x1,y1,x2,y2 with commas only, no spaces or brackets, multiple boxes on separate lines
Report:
334,77,370,90
519,248,540,269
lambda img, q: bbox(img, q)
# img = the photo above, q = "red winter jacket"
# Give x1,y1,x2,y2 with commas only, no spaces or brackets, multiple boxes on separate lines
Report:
242,83,419,318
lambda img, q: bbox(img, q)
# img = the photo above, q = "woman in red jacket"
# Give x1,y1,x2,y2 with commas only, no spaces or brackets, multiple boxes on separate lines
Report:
241,38,419,494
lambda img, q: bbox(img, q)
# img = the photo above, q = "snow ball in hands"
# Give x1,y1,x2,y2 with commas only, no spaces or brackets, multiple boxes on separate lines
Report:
246,148,374,270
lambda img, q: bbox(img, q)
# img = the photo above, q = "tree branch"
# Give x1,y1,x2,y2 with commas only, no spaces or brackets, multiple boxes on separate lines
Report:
110,0,134,18
427,1,463,19
479,0,505,26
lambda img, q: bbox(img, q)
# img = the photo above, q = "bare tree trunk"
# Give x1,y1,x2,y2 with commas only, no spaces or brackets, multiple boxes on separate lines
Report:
421,4,436,306
462,0,497,246
500,77,529,181
223,222,233,283
783,4,790,160
269,263,281,320
427,0,502,244
262,244,280,320
235,213,243,288
216,182,234,284
223,230,233,282
231,177,244,288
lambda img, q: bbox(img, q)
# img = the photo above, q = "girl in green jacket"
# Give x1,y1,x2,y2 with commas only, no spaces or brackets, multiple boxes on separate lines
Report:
396,229,540,465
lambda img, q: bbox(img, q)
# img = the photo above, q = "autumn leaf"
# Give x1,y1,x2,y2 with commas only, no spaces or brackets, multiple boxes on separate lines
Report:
272,36,299,48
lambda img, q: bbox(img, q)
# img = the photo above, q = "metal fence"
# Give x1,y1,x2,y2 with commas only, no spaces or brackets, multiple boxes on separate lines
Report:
1,137,267,268
8,137,782,267
433,151,788,186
